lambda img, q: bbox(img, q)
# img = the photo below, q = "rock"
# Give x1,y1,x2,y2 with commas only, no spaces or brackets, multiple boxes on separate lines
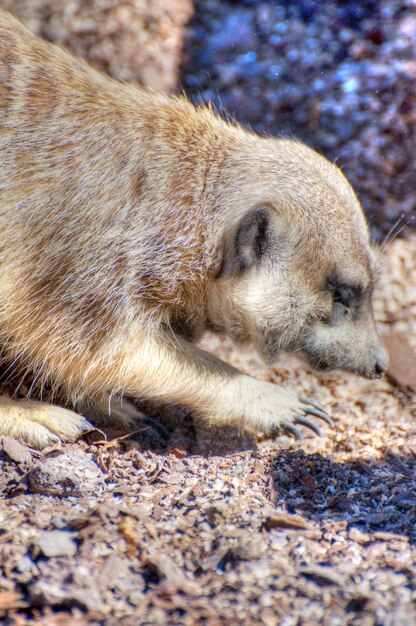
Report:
35,530,78,558
29,580,102,612
27,451,104,497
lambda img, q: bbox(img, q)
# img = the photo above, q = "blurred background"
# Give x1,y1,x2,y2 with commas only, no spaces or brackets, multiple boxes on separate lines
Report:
2,0,415,241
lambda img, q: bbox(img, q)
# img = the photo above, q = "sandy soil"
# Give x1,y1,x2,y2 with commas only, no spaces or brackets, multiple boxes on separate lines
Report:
1,233,415,626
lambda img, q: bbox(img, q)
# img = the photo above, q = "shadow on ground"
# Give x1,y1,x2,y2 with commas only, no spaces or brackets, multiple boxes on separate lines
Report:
270,448,416,542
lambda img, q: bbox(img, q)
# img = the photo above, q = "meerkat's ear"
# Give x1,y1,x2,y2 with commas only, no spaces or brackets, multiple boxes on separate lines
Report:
219,206,270,278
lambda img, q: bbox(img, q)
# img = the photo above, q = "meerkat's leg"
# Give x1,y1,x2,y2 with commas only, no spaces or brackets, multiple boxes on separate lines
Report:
90,331,331,437
77,391,169,440
0,396,92,449
77,391,144,428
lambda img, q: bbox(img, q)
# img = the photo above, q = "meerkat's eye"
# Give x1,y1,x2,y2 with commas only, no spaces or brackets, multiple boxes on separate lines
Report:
325,279,365,323
333,288,351,315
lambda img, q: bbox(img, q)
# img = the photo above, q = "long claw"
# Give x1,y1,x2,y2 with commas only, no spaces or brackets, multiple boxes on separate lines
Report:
299,397,333,425
294,415,322,437
300,397,328,414
303,406,333,426
282,423,303,440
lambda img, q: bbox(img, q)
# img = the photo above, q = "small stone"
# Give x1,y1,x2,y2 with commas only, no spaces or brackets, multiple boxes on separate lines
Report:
27,451,104,496
29,580,102,613
35,530,78,558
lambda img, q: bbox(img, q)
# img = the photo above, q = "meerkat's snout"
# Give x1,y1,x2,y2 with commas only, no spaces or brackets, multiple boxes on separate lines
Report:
302,311,389,379
296,241,389,380
374,346,389,377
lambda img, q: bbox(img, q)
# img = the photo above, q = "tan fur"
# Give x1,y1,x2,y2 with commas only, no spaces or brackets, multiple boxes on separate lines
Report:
0,10,388,448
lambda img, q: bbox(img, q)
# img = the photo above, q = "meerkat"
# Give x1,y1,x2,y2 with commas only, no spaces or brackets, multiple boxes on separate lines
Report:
0,9,388,449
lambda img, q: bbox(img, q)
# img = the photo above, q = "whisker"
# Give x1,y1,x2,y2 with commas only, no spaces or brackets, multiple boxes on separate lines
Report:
381,214,404,251
381,213,414,252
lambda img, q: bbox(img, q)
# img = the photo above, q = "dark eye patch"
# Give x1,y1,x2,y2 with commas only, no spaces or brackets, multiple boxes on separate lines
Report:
326,278,363,302
325,277,365,320
334,285,354,307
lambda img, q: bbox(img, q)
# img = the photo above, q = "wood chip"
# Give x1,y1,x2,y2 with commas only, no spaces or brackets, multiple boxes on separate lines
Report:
264,513,311,530
0,590,28,613
0,436,32,464
300,566,344,586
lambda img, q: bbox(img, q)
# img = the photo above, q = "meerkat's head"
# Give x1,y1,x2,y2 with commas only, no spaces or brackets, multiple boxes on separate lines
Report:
206,136,388,379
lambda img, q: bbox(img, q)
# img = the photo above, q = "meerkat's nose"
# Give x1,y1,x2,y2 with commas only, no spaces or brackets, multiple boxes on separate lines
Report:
373,344,389,378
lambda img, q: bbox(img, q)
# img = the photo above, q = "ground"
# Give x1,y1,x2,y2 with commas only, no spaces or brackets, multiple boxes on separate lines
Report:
1,234,415,625
0,2,415,623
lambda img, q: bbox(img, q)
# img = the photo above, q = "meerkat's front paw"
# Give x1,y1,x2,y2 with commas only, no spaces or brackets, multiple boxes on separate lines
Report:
0,398,92,449
216,377,332,438
270,396,333,439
